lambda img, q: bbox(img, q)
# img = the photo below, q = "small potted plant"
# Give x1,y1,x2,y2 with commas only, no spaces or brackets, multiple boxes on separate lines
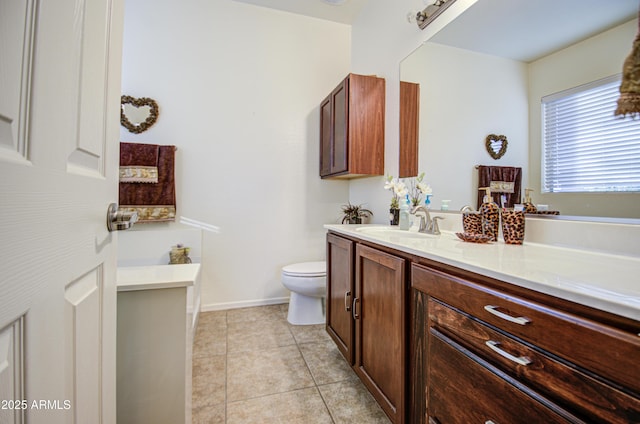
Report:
340,202,373,224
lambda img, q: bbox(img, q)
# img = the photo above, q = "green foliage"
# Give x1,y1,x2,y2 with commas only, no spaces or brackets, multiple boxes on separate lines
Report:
340,203,373,224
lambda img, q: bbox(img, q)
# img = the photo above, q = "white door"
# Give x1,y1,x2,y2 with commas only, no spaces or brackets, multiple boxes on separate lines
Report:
0,1,124,423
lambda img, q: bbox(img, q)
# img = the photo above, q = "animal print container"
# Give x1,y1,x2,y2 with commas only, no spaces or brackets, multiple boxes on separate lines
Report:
501,209,525,245
480,201,499,242
462,212,482,234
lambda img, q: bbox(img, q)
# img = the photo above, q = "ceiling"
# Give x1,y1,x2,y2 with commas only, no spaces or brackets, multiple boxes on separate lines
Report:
231,0,638,63
429,0,638,63
231,0,370,24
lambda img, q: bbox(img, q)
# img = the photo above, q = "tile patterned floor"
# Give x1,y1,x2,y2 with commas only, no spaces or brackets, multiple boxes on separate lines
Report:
192,304,391,423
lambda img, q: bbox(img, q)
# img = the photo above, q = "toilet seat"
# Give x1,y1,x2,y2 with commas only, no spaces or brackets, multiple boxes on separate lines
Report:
282,261,326,278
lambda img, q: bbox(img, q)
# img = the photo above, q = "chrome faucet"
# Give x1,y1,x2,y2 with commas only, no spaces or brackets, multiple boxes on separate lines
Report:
411,206,444,235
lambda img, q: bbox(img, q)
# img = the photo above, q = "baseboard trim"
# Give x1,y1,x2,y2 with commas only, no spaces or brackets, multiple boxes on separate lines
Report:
201,297,289,312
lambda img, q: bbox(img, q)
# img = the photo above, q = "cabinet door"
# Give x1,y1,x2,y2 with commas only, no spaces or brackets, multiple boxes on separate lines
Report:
330,78,348,175
326,233,355,363
355,244,406,424
399,81,419,178
319,78,347,177
319,95,332,177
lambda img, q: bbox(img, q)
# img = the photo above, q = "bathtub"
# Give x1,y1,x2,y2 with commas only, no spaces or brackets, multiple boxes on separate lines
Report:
116,263,201,424
117,263,201,323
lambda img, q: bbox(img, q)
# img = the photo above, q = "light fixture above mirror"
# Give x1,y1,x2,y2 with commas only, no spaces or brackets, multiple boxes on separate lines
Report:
408,0,456,30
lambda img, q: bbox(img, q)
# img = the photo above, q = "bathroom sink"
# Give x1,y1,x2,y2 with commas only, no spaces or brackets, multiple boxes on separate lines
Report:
355,227,439,239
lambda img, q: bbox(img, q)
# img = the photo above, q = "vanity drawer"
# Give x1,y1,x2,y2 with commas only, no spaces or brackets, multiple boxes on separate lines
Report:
428,328,576,424
429,298,640,423
412,264,640,395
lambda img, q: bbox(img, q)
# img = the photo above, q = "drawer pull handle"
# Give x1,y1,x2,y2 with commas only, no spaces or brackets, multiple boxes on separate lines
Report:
344,291,351,311
484,305,531,325
485,421,497,424
352,297,360,320
485,340,532,366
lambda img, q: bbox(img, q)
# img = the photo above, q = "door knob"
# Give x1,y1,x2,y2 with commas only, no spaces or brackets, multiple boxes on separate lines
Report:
107,203,138,232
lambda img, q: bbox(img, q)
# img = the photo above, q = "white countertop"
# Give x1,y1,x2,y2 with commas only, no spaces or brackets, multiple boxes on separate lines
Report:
117,263,201,292
325,224,640,321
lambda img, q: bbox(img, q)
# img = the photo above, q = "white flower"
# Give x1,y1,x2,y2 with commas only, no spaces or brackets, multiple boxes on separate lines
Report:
394,182,408,197
417,183,432,195
385,176,409,208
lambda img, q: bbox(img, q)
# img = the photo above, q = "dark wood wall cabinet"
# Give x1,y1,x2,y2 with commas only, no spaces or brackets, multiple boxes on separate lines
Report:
325,230,640,424
320,74,385,179
399,81,419,178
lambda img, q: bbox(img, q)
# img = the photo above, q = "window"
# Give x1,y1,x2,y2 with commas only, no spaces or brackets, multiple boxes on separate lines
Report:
542,74,640,193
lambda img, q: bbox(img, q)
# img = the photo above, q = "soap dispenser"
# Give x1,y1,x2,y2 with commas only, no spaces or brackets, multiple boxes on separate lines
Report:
479,187,499,242
399,195,411,230
523,189,537,214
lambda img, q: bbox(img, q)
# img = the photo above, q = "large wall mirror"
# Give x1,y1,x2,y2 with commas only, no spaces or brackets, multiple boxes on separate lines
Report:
400,0,639,220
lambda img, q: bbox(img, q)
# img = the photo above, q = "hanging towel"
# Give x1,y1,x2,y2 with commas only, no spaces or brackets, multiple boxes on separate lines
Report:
476,165,522,209
119,144,176,222
119,142,159,183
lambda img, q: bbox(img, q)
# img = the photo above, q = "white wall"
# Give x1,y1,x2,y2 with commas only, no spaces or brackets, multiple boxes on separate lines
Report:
117,227,203,267
528,19,640,218
121,0,351,309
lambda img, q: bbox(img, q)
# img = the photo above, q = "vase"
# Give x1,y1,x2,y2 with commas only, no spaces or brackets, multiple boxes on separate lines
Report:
348,217,362,224
501,209,525,245
389,208,400,225
462,211,482,234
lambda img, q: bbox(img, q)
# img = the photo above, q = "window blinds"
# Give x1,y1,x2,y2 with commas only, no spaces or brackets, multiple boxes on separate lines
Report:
542,74,640,193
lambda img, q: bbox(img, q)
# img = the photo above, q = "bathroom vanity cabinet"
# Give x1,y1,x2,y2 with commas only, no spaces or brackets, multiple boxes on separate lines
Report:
412,261,640,424
326,233,408,424
319,73,385,179
325,226,640,424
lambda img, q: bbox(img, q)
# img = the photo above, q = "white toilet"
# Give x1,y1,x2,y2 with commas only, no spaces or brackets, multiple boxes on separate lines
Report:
281,261,326,325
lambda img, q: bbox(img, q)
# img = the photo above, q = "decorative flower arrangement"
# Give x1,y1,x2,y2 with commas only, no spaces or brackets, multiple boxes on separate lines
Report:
384,174,432,209
384,176,408,209
408,172,433,207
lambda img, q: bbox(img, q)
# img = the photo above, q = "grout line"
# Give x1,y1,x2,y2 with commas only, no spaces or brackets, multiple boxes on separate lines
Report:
196,306,368,423
289,314,337,424
226,386,321,405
